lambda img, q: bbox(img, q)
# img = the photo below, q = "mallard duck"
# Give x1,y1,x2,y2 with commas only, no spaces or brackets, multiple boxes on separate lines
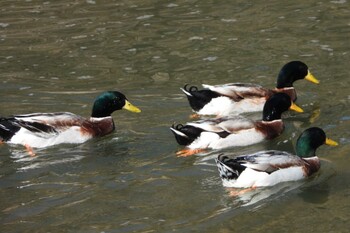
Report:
216,127,338,188
181,61,319,117
170,93,303,156
0,91,141,154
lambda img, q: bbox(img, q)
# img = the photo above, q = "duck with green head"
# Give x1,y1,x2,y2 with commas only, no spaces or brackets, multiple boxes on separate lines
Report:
0,91,141,154
181,61,319,117
216,127,338,188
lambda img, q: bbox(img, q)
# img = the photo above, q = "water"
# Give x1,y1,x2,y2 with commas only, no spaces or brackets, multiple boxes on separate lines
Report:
1,0,349,232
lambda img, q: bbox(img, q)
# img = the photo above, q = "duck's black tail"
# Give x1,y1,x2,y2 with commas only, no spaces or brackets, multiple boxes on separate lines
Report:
0,117,19,141
170,123,203,146
215,154,246,180
180,84,220,111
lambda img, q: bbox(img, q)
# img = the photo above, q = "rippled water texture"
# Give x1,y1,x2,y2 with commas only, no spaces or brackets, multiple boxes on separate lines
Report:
1,1,350,232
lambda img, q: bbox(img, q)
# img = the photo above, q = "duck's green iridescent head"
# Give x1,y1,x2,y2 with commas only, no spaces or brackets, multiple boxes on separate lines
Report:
91,91,141,118
276,61,319,88
262,93,303,121
296,127,338,158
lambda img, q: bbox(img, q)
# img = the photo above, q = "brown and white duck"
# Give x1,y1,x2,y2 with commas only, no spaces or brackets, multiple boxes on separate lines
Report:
216,127,338,188
0,91,141,154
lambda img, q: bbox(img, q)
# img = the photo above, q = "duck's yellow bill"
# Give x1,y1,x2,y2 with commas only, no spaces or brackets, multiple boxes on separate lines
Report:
123,100,141,113
289,102,304,113
325,138,338,146
305,71,320,84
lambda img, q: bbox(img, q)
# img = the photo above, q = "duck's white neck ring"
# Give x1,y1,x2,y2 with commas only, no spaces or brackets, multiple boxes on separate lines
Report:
89,116,113,121
260,119,283,124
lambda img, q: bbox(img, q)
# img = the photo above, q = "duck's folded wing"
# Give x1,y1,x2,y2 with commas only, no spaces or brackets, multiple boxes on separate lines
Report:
187,116,255,134
236,150,304,173
217,116,255,133
16,120,58,135
13,112,85,135
202,83,269,99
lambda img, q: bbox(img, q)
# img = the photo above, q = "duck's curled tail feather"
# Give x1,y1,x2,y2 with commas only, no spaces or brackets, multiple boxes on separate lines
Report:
170,123,203,146
180,84,220,111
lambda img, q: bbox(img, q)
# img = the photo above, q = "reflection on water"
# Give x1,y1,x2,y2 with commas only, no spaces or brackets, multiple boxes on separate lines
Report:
1,0,350,232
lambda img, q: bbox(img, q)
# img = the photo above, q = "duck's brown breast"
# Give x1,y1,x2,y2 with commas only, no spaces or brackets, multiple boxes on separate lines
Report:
81,117,115,137
255,120,284,140
302,157,321,177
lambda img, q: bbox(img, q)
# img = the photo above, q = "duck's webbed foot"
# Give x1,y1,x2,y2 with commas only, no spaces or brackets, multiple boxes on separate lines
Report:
25,144,36,157
189,113,200,119
176,148,206,157
228,186,256,197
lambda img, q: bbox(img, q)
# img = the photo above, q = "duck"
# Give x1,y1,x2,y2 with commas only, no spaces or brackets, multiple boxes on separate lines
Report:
215,127,338,189
0,91,141,155
181,61,319,117
170,92,303,156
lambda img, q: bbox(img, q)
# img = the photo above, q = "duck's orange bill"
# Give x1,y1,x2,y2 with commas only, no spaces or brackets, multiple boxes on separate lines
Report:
123,100,141,113
305,71,320,84
325,138,338,146
290,102,304,113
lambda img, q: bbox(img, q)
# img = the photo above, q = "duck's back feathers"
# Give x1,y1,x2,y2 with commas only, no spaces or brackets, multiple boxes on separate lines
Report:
202,83,271,99
187,116,254,133
12,112,83,125
3,112,84,132
231,151,304,173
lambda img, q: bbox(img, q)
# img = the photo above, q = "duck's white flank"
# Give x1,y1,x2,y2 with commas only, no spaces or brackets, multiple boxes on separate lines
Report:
189,128,265,150
222,166,305,188
197,96,265,116
9,127,92,148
